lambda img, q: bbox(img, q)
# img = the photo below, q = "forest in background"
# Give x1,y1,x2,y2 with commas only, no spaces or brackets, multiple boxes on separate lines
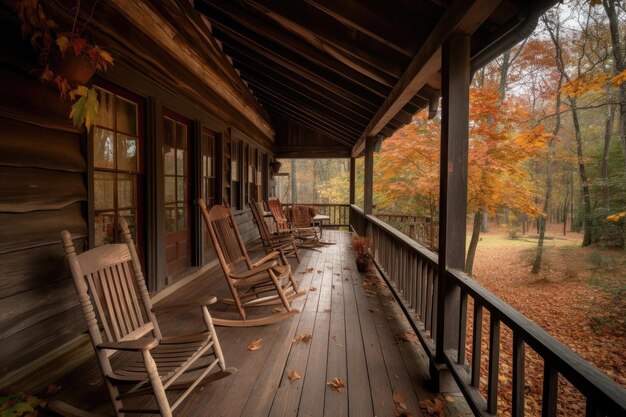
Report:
279,0,626,276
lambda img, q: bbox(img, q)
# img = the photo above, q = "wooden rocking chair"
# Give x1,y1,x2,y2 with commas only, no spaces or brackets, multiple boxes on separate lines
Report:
51,219,235,417
266,199,319,249
198,198,305,327
289,205,335,246
249,200,300,263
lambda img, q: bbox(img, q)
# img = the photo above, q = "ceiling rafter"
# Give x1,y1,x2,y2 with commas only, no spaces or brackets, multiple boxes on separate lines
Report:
197,0,395,93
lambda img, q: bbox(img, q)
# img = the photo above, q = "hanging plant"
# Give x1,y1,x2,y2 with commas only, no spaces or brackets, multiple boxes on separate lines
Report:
17,0,114,130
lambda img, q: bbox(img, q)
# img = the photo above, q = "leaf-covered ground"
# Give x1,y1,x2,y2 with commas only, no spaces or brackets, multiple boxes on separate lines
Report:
470,223,626,417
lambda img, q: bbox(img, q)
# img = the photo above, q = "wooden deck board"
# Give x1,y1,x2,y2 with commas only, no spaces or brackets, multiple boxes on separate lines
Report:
47,231,472,417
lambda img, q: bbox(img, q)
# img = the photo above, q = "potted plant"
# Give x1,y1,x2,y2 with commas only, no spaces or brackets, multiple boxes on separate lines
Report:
351,235,372,272
270,160,282,174
17,0,114,130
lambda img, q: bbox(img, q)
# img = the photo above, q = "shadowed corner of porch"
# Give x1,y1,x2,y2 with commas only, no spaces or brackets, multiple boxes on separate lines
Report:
47,230,471,417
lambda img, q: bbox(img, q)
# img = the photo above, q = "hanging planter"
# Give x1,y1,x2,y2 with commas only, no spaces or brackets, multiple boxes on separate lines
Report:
270,161,282,174
16,0,114,131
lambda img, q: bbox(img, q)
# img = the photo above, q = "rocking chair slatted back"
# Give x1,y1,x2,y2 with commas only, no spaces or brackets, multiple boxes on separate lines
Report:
290,205,314,228
198,200,251,274
62,227,160,356
267,199,289,232
250,201,273,240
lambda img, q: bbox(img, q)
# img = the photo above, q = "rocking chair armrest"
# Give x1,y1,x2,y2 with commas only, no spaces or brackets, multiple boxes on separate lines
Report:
97,338,159,352
251,251,282,267
152,296,218,312
229,261,278,279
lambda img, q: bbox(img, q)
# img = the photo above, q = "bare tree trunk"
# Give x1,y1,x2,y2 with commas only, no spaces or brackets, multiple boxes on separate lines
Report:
533,71,563,274
465,212,482,275
563,173,570,236
570,97,594,246
602,103,616,205
603,0,626,175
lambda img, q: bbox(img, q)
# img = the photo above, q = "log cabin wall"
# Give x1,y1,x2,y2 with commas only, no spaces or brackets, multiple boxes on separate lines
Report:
0,0,273,389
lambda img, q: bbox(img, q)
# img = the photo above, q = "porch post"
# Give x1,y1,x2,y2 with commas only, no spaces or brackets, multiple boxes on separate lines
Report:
434,33,470,390
349,157,356,205
364,136,374,216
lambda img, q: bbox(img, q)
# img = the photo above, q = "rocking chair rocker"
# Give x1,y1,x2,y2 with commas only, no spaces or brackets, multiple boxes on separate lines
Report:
198,199,305,327
51,219,235,417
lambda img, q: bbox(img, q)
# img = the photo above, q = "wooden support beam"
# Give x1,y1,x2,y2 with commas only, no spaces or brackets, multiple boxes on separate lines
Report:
349,157,356,205
364,136,375,215
352,0,501,157
213,26,381,112
197,0,395,93
435,34,470,385
302,0,416,57
242,0,407,81
235,64,371,125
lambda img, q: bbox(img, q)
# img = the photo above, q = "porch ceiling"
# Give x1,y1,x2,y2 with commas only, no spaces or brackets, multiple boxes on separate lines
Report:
196,0,556,157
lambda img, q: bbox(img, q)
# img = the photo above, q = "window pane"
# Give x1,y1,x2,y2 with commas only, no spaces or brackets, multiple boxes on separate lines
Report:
202,155,207,178
117,134,138,172
118,173,136,209
94,128,116,169
177,205,186,231
116,97,137,135
165,204,177,233
94,171,115,210
164,147,175,176
177,176,185,202
95,88,115,129
165,176,176,203
176,149,185,176
94,212,116,246
119,209,136,242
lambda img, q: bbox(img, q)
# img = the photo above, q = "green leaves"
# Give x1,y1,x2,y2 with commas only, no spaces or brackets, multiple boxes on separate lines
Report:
69,87,99,131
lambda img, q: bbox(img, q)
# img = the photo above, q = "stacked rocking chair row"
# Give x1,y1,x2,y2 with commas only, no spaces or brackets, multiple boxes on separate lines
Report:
53,200,310,416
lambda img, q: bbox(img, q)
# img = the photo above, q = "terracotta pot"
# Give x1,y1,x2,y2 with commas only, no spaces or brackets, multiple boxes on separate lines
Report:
270,161,282,174
355,256,370,273
56,52,97,85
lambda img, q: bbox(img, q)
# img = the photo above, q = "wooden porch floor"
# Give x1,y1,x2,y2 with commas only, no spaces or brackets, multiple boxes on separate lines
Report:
50,230,470,417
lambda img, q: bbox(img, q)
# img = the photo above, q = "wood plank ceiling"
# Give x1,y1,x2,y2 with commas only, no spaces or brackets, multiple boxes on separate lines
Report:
196,0,556,157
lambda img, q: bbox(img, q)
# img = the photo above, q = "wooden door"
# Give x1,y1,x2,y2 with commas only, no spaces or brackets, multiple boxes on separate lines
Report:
163,112,191,278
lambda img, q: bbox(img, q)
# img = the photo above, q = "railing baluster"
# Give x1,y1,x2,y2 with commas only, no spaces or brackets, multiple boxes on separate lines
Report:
416,258,423,315
430,268,437,337
512,333,525,417
488,315,501,414
471,302,483,388
425,266,433,332
542,362,558,417
458,289,467,365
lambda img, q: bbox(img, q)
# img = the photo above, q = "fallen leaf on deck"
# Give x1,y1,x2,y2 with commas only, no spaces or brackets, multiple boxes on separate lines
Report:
309,287,317,292
247,339,262,351
88,380,100,386
317,270,322,273
395,409,414,417
343,266,352,270
418,399,445,417
326,377,345,391
331,335,337,342
288,370,301,383
444,395,454,403
393,392,408,410
387,315,396,320
368,308,379,313
394,333,410,343
272,307,283,313
292,333,313,343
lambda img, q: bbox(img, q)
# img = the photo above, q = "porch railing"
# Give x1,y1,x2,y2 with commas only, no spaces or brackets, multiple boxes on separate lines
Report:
349,205,626,417
281,203,350,227
375,212,439,251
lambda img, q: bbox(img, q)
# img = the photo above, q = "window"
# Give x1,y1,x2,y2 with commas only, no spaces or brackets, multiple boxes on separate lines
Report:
92,86,142,247
163,116,188,235
231,139,241,209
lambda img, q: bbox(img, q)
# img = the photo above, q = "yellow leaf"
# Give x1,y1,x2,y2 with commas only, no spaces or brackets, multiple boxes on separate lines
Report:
326,377,344,391
288,370,301,383
56,35,69,55
247,339,262,351
271,307,283,313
